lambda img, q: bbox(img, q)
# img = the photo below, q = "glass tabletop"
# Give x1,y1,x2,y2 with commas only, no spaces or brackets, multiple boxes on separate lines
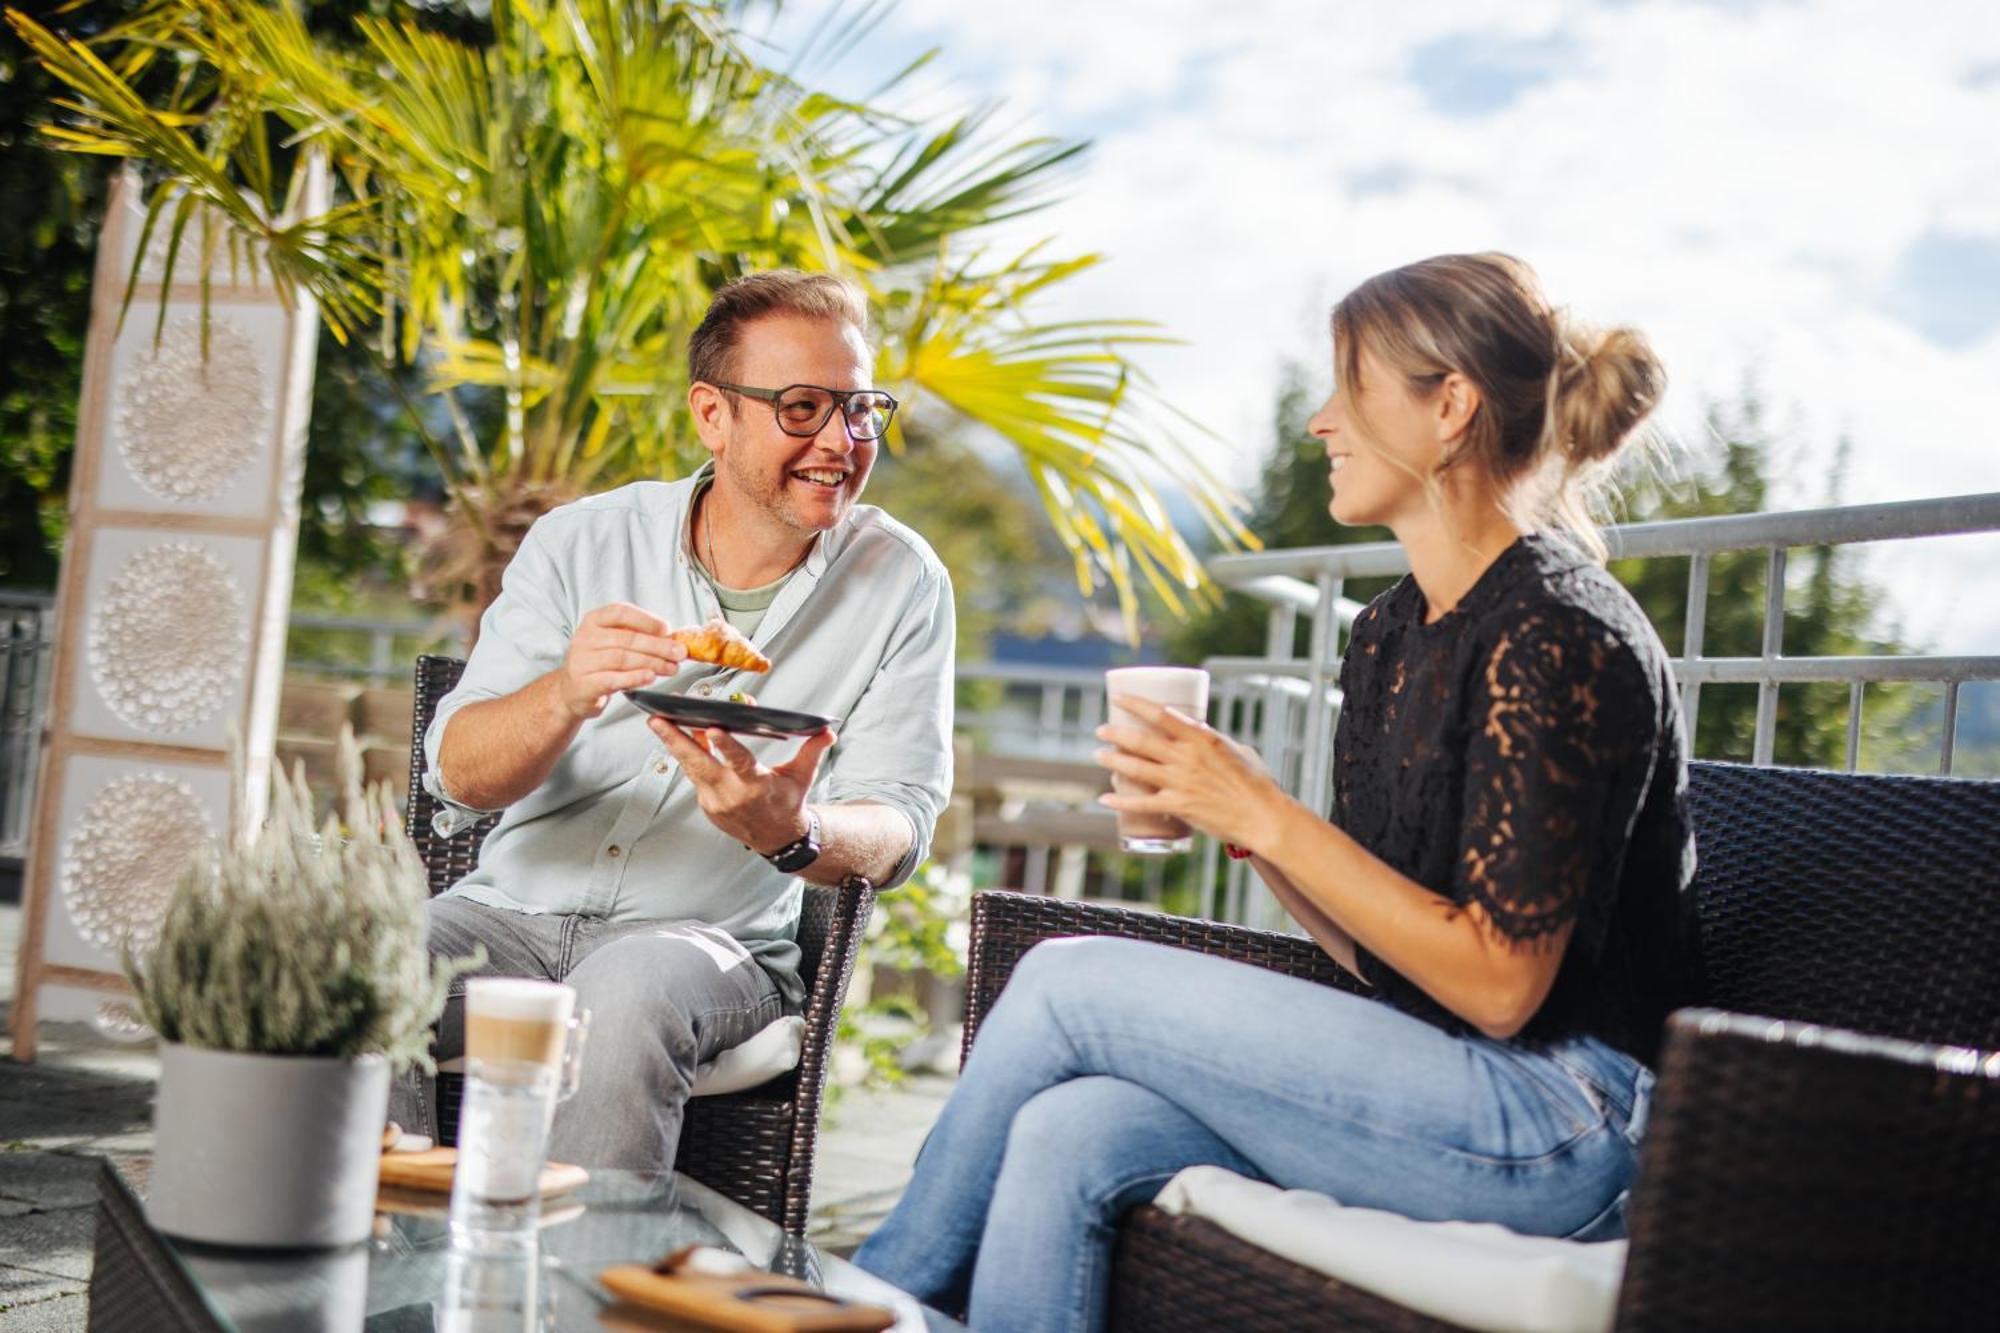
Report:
150,1168,960,1332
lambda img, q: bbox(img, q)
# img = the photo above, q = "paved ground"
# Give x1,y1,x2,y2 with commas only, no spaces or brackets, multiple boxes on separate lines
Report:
0,900,951,1331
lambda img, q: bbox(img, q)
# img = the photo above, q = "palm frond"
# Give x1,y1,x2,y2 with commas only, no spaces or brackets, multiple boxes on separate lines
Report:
7,0,1250,636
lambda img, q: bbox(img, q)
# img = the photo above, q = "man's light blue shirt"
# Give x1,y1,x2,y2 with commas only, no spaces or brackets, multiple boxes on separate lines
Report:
422,467,956,1008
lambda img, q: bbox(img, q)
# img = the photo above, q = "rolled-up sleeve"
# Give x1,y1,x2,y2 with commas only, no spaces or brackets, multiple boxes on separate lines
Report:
422,517,576,837
818,562,955,888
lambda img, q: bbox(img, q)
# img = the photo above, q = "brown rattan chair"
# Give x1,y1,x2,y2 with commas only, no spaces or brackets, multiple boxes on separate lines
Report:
405,654,874,1236
962,761,2000,1331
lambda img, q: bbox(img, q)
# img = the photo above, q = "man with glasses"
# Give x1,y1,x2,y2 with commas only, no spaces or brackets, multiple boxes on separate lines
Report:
392,271,955,1171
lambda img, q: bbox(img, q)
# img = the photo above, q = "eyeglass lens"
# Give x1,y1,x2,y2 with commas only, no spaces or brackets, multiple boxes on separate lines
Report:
774,386,893,440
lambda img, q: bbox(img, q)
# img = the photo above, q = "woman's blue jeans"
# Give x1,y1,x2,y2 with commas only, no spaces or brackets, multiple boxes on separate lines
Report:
854,936,1651,1332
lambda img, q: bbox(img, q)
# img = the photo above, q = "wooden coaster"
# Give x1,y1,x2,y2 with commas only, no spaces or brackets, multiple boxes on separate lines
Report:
375,1147,589,1197
600,1259,895,1333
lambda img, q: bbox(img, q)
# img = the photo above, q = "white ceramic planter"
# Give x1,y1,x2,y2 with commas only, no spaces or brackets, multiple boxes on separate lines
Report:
148,1043,390,1248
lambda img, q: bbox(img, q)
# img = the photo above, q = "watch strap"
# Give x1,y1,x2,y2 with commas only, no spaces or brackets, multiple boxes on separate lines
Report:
761,809,821,872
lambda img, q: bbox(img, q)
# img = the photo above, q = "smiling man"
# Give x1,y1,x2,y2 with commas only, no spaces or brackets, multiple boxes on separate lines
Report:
389,272,956,1171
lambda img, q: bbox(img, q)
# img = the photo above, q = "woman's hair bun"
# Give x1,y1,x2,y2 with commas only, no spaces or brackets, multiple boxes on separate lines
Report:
1553,322,1666,466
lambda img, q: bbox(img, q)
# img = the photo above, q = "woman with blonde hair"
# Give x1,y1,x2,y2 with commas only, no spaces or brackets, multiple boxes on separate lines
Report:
856,253,1700,1331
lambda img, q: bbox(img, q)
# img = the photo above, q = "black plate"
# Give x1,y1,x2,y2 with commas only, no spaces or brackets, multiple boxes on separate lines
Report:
625,689,839,739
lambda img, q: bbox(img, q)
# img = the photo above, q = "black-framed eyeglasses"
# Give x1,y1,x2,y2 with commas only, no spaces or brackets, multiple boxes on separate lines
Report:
709,381,899,441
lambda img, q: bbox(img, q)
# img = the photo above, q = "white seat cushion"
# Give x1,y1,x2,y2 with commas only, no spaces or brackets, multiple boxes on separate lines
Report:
689,1015,805,1096
1155,1166,1625,1333
435,1015,805,1098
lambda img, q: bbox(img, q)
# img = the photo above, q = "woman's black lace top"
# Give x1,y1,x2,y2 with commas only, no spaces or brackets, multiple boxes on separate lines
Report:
1333,535,1701,1066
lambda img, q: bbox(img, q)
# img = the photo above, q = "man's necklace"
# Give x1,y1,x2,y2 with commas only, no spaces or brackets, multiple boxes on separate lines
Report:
700,491,810,592
702,495,723,587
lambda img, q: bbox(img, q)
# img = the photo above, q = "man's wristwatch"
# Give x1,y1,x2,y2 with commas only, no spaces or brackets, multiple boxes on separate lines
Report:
760,809,822,873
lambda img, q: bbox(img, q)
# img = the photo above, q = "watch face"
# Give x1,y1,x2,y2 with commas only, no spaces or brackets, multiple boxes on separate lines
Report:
770,840,820,873
767,813,821,873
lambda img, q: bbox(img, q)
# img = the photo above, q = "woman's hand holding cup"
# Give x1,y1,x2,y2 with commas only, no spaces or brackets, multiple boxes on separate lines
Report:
1095,682,1287,856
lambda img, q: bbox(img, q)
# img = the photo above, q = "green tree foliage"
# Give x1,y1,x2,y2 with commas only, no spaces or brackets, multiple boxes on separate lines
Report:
0,0,484,591
1613,396,1919,769
0,0,132,586
859,429,1051,656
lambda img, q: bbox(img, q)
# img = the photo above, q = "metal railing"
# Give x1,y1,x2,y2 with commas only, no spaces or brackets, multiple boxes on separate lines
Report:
9,493,1996,911
1197,491,2000,927
955,660,1110,760
0,592,55,862
288,611,468,684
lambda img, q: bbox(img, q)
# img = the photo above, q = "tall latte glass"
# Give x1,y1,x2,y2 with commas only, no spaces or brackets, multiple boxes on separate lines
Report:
450,979,588,1252
1104,667,1211,855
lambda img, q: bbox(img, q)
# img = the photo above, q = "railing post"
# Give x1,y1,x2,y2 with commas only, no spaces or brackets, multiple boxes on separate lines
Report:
1845,681,1864,773
1941,680,1960,776
1076,687,1102,761
1261,603,1296,783
1038,683,1064,758
1298,573,1343,818
1681,553,1709,736
1753,547,1786,765
1197,808,1223,921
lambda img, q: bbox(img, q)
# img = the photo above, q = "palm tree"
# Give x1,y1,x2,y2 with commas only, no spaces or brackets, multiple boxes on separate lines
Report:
7,0,1250,635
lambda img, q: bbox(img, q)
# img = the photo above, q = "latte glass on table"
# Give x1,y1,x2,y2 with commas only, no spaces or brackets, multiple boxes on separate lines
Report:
449,979,589,1251
1104,666,1211,855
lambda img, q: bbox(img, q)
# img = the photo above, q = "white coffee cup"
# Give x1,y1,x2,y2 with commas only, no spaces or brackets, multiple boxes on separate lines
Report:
1103,666,1212,855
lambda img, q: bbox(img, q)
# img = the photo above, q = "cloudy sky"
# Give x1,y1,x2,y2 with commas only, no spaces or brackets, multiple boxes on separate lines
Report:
761,0,2000,650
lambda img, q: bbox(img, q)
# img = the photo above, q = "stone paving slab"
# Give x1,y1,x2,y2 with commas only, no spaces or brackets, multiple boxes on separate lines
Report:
812,1071,954,1254
0,1269,85,1323
0,1157,99,1213
0,1291,87,1333
0,1211,93,1284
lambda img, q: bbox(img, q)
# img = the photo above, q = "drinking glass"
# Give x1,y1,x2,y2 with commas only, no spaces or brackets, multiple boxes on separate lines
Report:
1104,666,1212,854
449,1058,557,1251
439,1241,559,1332
449,984,589,1252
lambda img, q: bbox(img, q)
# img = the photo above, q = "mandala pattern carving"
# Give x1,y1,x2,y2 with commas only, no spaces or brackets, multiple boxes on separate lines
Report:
135,204,265,285
87,541,249,732
115,315,268,503
62,774,216,957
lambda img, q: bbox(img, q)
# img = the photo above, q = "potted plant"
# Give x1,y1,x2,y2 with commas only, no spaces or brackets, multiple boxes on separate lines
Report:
127,737,480,1248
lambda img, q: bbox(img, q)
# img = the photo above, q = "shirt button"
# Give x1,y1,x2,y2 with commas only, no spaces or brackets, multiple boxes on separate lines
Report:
654,761,670,775
607,845,622,858
694,682,713,697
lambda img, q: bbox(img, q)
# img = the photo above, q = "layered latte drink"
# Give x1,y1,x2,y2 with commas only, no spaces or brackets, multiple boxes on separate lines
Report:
464,978,575,1071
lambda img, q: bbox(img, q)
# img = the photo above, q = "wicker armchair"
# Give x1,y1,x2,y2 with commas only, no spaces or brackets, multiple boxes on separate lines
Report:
405,654,874,1235
962,761,2000,1331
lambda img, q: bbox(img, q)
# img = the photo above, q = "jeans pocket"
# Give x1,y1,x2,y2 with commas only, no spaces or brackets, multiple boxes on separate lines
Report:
1563,1187,1630,1243
1512,1048,1608,1128
1546,1042,1650,1137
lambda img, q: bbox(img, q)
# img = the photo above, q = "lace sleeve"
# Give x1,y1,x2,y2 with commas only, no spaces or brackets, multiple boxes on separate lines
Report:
1455,607,1657,951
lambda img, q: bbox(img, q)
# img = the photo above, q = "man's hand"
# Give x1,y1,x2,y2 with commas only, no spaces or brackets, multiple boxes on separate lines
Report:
559,603,689,720
650,718,838,854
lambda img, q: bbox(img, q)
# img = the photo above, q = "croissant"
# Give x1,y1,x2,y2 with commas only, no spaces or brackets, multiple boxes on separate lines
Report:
668,616,771,673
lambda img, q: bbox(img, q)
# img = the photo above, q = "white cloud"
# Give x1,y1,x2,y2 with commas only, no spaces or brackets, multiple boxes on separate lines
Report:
761,0,2000,646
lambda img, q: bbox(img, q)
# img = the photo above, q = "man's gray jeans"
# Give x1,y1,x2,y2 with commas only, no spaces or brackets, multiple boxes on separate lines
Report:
391,897,784,1172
